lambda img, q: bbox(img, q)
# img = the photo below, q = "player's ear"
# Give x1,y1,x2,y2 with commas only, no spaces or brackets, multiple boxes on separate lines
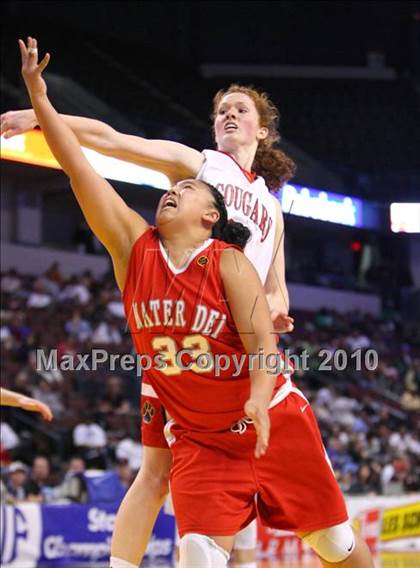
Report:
257,126,268,141
202,208,219,225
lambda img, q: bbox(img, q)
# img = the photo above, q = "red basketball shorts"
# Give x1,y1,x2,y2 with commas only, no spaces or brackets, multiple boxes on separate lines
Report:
164,389,348,537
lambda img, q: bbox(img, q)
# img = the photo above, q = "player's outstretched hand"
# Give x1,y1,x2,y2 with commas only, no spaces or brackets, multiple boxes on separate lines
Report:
1,109,38,139
19,36,50,98
15,394,53,421
244,398,270,458
271,311,294,334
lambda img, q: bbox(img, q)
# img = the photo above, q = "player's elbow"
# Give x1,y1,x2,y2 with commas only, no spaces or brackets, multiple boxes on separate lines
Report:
145,473,170,499
242,331,277,357
138,466,170,499
79,121,120,155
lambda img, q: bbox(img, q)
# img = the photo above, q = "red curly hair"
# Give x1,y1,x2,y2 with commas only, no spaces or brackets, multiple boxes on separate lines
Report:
212,84,296,192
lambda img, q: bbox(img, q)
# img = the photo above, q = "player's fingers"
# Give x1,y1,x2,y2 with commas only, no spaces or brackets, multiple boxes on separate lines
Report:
255,414,270,454
38,53,50,73
8,129,23,138
38,403,53,421
254,428,268,458
23,399,53,420
18,39,28,63
27,37,38,61
0,116,8,135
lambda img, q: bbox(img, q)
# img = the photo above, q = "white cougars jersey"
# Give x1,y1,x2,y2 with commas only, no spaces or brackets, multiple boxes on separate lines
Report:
197,149,277,284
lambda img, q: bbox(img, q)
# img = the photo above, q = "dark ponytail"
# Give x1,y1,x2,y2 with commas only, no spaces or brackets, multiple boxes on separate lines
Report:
218,220,251,250
206,183,251,250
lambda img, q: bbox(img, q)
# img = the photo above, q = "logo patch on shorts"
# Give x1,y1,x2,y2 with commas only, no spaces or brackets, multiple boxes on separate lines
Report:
197,255,209,267
143,401,155,423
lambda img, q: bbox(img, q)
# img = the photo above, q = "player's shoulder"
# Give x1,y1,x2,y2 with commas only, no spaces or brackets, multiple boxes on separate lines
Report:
219,245,248,272
201,149,235,169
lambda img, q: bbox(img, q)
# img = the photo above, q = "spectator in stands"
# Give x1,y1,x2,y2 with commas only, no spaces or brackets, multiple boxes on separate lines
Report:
50,455,88,503
348,463,381,495
106,291,125,319
344,329,371,351
45,261,65,287
115,435,143,472
57,334,78,364
59,275,91,305
1,269,22,294
91,319,122,345
400,384,420,411
9,313,31,340
12,370,35,398
67,455,86,475
73,413,108,469
115,460,135,489
98,375,131,415
0,322,12,344
25,455,53,502
404,358,420,392
314,307,336,330
27,280,52,308
65,308,92,341
4,461,30,502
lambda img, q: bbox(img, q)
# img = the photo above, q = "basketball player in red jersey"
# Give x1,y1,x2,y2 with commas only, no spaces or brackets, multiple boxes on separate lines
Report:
3,61,295,568
20,38,374,568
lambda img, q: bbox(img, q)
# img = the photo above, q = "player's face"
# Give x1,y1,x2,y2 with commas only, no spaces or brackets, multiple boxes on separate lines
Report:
214,93,267,152
156,179,218,231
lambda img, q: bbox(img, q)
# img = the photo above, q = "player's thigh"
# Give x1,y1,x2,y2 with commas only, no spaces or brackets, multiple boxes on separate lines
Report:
170,434,256,537
256,394,347,532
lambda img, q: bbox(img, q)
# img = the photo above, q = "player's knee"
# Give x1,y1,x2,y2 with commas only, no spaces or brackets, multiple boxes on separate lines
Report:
179,533,230,568
302,521,355,563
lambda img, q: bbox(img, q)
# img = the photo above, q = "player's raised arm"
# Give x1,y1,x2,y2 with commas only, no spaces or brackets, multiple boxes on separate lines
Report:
220,248,279,458
1,112,203,185
1,388,53,421
19,37,148,289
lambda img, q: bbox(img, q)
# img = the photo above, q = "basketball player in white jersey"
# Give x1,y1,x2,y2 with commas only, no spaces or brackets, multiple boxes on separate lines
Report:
2,83,295,568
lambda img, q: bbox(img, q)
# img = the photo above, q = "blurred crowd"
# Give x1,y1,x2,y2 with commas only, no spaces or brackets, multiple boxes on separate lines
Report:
1,265,419,505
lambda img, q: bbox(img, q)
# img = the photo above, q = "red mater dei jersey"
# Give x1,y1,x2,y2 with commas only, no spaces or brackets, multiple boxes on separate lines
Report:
123,228,284,432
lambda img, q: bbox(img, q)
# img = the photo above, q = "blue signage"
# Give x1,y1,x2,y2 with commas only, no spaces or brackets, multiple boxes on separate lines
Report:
1,503,175,567
277,183,364,228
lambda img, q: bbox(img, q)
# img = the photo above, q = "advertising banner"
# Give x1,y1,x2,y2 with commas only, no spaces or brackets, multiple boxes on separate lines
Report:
1,503,175,567
258,495,420,560
1,495,418,566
